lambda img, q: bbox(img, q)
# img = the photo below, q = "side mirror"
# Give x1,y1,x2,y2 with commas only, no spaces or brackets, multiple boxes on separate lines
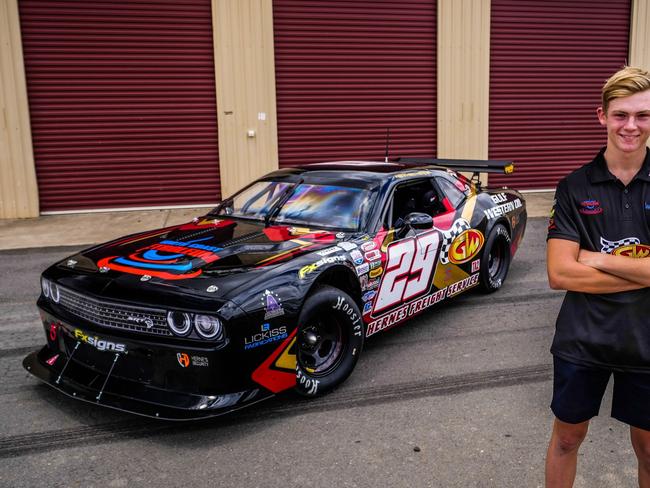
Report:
404,212,433,230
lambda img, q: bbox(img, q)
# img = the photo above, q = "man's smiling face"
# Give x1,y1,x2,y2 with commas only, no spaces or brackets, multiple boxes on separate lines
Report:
598,90,650,154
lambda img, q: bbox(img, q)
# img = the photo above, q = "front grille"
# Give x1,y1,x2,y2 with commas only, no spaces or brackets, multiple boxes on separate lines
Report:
57,286,172,336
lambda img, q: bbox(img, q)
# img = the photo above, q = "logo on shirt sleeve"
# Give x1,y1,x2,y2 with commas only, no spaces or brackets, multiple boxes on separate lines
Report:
548,200,557,231
578,200,603,215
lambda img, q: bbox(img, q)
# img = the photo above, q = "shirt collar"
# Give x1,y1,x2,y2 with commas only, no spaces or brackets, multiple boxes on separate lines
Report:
587,147,650,184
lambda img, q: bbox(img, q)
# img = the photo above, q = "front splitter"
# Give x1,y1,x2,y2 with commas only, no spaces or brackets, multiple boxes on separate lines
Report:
23,347,272,421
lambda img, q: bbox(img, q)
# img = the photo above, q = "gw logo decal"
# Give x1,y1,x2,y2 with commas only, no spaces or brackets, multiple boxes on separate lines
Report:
449,229,484,264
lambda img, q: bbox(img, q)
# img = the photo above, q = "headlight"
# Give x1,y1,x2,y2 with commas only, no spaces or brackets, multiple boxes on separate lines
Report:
50,282,60,303
166,311,192,336
194,314,223,340
41,277,50,298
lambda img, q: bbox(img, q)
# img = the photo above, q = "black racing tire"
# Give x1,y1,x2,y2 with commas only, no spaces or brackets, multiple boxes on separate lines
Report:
478,223,512,293
294,285,364,397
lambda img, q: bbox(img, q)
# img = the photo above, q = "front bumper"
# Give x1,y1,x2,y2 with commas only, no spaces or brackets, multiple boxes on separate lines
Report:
23,309,272,420
23,348,269,420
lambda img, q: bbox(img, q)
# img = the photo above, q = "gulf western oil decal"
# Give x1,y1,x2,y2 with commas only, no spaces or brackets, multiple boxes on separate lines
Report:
97,237,221,280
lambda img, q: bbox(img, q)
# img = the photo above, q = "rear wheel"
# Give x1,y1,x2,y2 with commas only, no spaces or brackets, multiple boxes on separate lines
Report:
295,285,364,397
479,223,511,292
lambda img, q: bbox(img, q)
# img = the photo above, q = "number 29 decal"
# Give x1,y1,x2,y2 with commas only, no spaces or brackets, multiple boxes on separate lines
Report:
373,230,441,314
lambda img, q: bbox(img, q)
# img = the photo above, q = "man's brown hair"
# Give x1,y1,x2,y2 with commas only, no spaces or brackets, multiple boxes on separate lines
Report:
602,66,650,113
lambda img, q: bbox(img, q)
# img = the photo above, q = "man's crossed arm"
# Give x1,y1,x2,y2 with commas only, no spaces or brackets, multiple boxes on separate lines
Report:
547,238,647,293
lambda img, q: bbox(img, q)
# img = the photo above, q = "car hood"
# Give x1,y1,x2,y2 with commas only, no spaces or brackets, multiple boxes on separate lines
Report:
56,216,342,298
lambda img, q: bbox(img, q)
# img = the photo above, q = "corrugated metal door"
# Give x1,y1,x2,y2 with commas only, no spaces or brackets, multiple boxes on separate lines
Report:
19,0,221,212
489,0,630,190
273,0,436,167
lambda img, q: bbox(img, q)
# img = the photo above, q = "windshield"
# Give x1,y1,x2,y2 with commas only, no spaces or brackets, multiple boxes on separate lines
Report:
213,180,375,231
213,180,293,219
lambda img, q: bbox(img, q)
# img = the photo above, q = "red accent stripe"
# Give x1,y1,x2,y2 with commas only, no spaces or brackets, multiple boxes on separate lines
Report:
251,329,298,393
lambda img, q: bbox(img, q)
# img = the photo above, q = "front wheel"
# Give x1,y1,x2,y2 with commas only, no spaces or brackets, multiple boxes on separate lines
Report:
478,223,512,293
295,285,364,397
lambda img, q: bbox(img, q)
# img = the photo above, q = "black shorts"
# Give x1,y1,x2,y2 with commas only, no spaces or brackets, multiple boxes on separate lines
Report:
551,355,650,431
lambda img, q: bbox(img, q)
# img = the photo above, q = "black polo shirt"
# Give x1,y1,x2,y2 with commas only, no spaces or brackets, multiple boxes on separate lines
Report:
548,147,650,372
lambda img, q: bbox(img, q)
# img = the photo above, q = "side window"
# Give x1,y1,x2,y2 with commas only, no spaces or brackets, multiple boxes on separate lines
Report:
387,179,444,227
436,177,465,209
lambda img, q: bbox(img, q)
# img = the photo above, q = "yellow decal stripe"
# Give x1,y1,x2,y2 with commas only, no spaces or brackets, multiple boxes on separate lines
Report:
256,239,312,265
461,195,478,223
381,230,396,252
274,337,297,371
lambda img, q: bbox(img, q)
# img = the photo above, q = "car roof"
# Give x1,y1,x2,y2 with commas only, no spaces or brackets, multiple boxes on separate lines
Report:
264,161,452,186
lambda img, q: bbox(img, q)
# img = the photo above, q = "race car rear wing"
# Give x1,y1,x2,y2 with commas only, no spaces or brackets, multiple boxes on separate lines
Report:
397,157,514,175
396,157,514,188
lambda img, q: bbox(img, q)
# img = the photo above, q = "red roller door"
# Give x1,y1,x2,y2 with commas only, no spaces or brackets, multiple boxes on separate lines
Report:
273,0,436,167
489,0,630,190
19,0,221,212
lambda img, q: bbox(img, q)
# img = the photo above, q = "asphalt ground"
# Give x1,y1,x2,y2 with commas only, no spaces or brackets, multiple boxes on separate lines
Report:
0,216,640,488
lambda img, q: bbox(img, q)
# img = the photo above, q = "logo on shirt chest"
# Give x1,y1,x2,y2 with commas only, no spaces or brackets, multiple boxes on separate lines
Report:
600,236,644,255
612,244,650,258
578,199,603,215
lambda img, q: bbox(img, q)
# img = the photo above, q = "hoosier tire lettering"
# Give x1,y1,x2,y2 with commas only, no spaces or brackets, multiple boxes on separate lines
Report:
296,367,320,396
479,223,512,293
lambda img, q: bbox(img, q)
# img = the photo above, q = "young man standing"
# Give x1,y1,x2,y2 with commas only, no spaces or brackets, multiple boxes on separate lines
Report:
546,66,650,487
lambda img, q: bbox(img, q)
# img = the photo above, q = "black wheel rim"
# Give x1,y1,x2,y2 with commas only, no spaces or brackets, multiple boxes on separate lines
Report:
488,238,505,279
297,315,344,375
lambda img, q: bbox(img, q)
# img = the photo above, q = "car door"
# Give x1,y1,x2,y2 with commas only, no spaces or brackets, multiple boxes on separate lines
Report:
371,178,444,317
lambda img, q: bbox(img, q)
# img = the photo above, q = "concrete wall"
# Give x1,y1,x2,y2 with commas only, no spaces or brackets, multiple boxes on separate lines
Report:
437,0,491,184
630,0,650,70
0,0,38,218
212,0,279,199
630,0,650,147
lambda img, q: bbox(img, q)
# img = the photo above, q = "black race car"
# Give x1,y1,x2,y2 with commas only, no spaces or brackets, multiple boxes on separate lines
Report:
24,159,526,419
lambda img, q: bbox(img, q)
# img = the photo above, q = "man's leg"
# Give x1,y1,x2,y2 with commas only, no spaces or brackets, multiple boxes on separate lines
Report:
630,427,650,488
545,418,589,488
611,370,650,487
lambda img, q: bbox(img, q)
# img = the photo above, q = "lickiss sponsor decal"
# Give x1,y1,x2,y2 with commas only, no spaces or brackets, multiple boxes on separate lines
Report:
244,323,288,350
